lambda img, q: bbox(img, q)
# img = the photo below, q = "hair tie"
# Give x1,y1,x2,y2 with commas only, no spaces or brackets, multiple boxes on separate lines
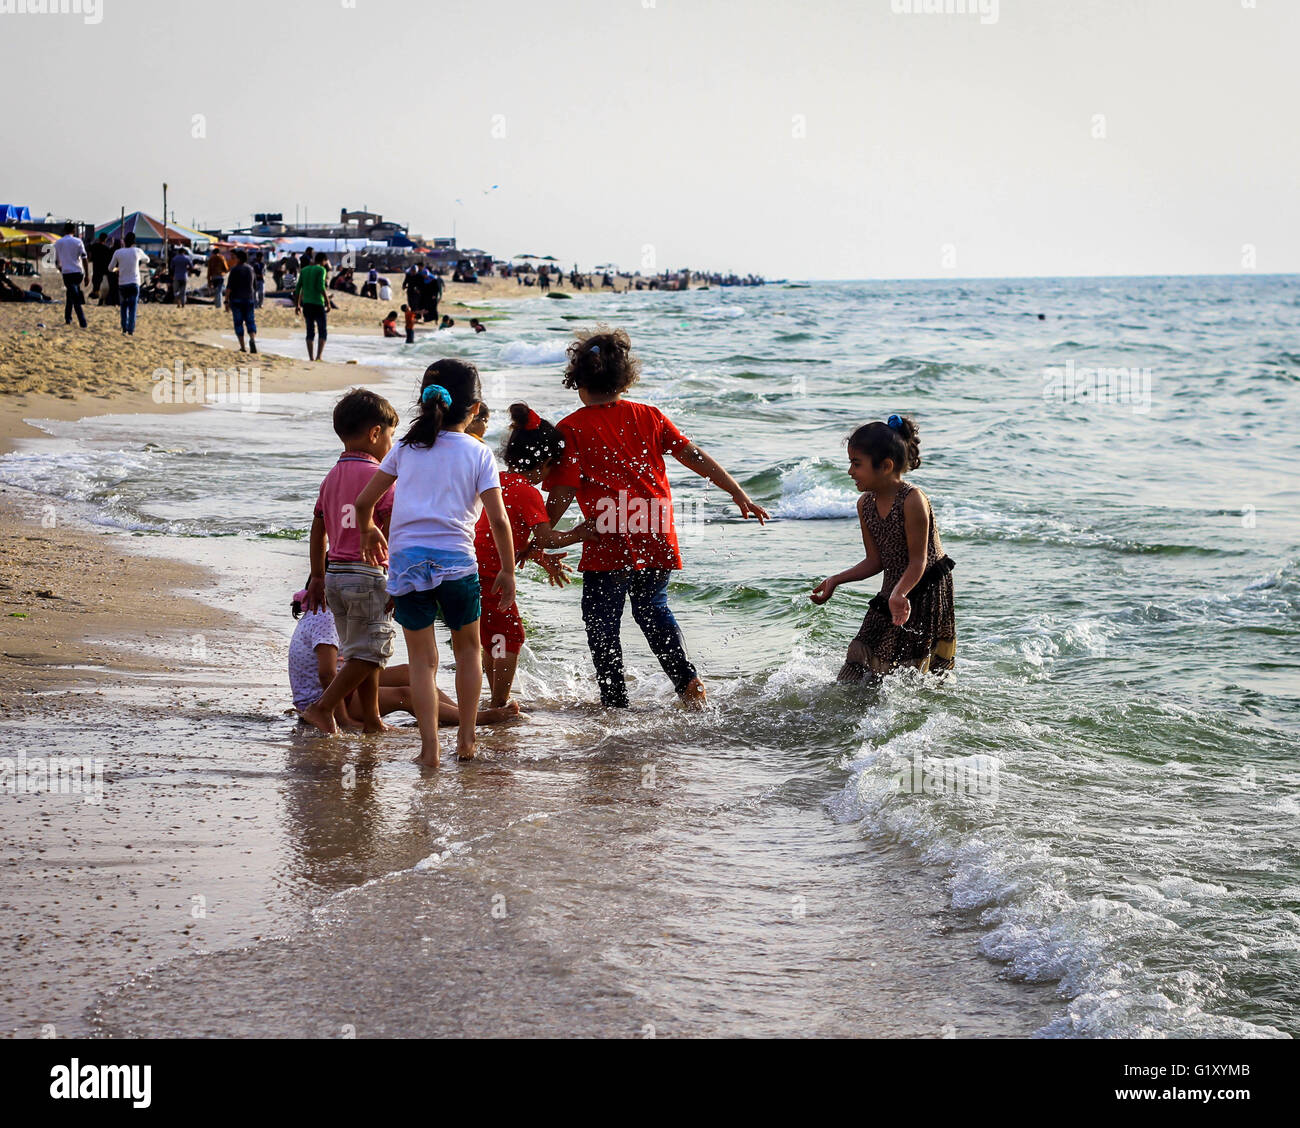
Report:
421,383,451,408
524,407,542,430
589,345,600,356
886,414,904,431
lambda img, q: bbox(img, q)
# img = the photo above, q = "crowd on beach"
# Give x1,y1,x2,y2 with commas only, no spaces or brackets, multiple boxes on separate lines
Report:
290,328,956,768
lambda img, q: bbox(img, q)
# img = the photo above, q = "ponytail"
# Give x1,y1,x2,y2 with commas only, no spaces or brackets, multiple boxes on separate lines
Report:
500,401,564,471
846,414,922,473
401,359,482,449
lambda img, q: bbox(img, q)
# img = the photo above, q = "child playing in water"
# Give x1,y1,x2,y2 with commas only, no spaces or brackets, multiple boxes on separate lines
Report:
402,304,416,344
382,310,400,337
476,403,594,708
546,327,769,709
301,389,400,735
355,360,518,767
810,415,956,679
289,588,519,727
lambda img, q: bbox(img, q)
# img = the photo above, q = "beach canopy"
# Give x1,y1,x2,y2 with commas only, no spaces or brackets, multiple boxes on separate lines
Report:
0,205,32,224
94,211,214,251
0,226,53,248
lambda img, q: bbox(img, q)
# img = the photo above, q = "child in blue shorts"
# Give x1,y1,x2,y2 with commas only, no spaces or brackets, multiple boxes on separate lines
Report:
354,360,517,767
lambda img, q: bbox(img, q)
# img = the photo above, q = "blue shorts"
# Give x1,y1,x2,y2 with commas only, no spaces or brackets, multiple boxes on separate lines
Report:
391,574,481,632
230,299,256,336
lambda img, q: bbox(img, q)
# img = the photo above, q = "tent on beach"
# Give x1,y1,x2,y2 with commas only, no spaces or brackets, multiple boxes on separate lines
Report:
94,212,214,253
0,205,33,225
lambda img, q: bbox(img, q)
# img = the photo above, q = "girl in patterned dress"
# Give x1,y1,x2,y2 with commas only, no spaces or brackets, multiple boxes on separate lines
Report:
811,415,956,680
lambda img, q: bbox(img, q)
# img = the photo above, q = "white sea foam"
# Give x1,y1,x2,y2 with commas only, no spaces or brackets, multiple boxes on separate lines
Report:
499,339,570,366
774,461,858,519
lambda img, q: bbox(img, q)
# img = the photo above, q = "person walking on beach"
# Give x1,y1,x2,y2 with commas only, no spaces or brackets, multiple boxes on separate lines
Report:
252,252,266,307
88,233,112,305
811,415,956,679
207,247,230,306
170,244,193,306
108,232,149,336
52,223,89,328
353,360,520,767
225,249,258,353
295,252,330,361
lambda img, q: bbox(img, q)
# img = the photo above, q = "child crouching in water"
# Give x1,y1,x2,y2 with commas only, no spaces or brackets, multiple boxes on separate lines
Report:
476,403,595,708
811,415,956,679
546,327,769,709
354,360,518,767
289,587,520,728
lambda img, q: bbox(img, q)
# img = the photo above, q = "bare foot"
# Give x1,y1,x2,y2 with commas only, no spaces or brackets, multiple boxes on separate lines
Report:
362,718,393,734
414,741,440,768
478,700,521,724
679,677,707,712
339,716,365,731
300,702,339,735
457,737,477,761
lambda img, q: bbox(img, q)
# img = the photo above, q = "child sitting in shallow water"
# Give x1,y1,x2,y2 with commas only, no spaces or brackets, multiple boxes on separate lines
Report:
811,415,956,679
287,588,518,728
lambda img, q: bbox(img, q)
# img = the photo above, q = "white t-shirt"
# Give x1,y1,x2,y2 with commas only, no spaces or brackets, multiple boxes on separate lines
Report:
379,430,501,558
53,235,87,273
109,247,149,287
288,609,339,710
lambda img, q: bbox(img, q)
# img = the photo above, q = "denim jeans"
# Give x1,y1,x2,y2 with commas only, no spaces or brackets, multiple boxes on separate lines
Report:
118,284,139,334
580,568,697,707
211,276,225,306
62,272,86,326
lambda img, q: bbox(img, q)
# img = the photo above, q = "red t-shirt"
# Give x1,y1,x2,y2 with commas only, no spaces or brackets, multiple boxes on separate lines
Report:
474,470,548,577
548,399,690,572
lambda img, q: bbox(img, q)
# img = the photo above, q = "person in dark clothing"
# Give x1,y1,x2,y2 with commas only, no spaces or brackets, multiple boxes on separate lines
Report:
88,234,112,304
225,249,258,353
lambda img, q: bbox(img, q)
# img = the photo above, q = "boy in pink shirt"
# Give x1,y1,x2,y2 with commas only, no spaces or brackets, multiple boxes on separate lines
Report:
301,388,400,735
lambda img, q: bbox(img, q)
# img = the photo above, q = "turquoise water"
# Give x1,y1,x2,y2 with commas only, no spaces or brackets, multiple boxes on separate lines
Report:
5,277,1298,1036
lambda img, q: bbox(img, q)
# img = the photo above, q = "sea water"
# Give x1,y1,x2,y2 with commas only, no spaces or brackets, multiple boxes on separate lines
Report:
3,277,1297,1037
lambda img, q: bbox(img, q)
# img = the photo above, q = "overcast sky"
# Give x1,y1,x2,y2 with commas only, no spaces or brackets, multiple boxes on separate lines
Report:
6,0,1297,279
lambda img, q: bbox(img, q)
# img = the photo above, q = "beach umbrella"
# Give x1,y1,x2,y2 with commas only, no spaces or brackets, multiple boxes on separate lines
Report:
0,226,53,247
95,211,213,252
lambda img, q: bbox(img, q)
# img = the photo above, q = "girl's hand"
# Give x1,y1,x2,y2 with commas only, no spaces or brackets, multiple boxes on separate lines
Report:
361,525,389,568
491,569,517,610
889,592,911,627
572,519,599,542
535,551,574,587
810,577,837,605
732,491,770,526
305,574,326,613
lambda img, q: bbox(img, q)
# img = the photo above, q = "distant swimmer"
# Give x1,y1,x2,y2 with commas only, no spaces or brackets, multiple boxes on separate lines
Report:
470,317,487,333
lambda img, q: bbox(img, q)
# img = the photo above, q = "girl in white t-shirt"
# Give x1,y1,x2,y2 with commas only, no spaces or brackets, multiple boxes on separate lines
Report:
355,360,518,767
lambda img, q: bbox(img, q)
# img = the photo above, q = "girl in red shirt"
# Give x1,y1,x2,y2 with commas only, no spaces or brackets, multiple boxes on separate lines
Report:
546,328,769,709
474,403,595,708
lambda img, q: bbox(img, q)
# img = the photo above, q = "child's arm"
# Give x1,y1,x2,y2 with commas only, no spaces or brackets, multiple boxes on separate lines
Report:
889,489,931,627
545,486,576,527
356,470,397,566
306,514,328,611
810,497,882,604
480,487,517,608
528,519,593,552
671,442,769,524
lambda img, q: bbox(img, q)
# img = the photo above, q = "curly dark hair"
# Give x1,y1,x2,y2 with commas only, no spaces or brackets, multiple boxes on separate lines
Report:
562,326,641,397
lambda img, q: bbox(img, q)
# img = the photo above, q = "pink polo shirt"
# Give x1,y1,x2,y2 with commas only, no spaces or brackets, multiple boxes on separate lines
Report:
314,451,395,565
